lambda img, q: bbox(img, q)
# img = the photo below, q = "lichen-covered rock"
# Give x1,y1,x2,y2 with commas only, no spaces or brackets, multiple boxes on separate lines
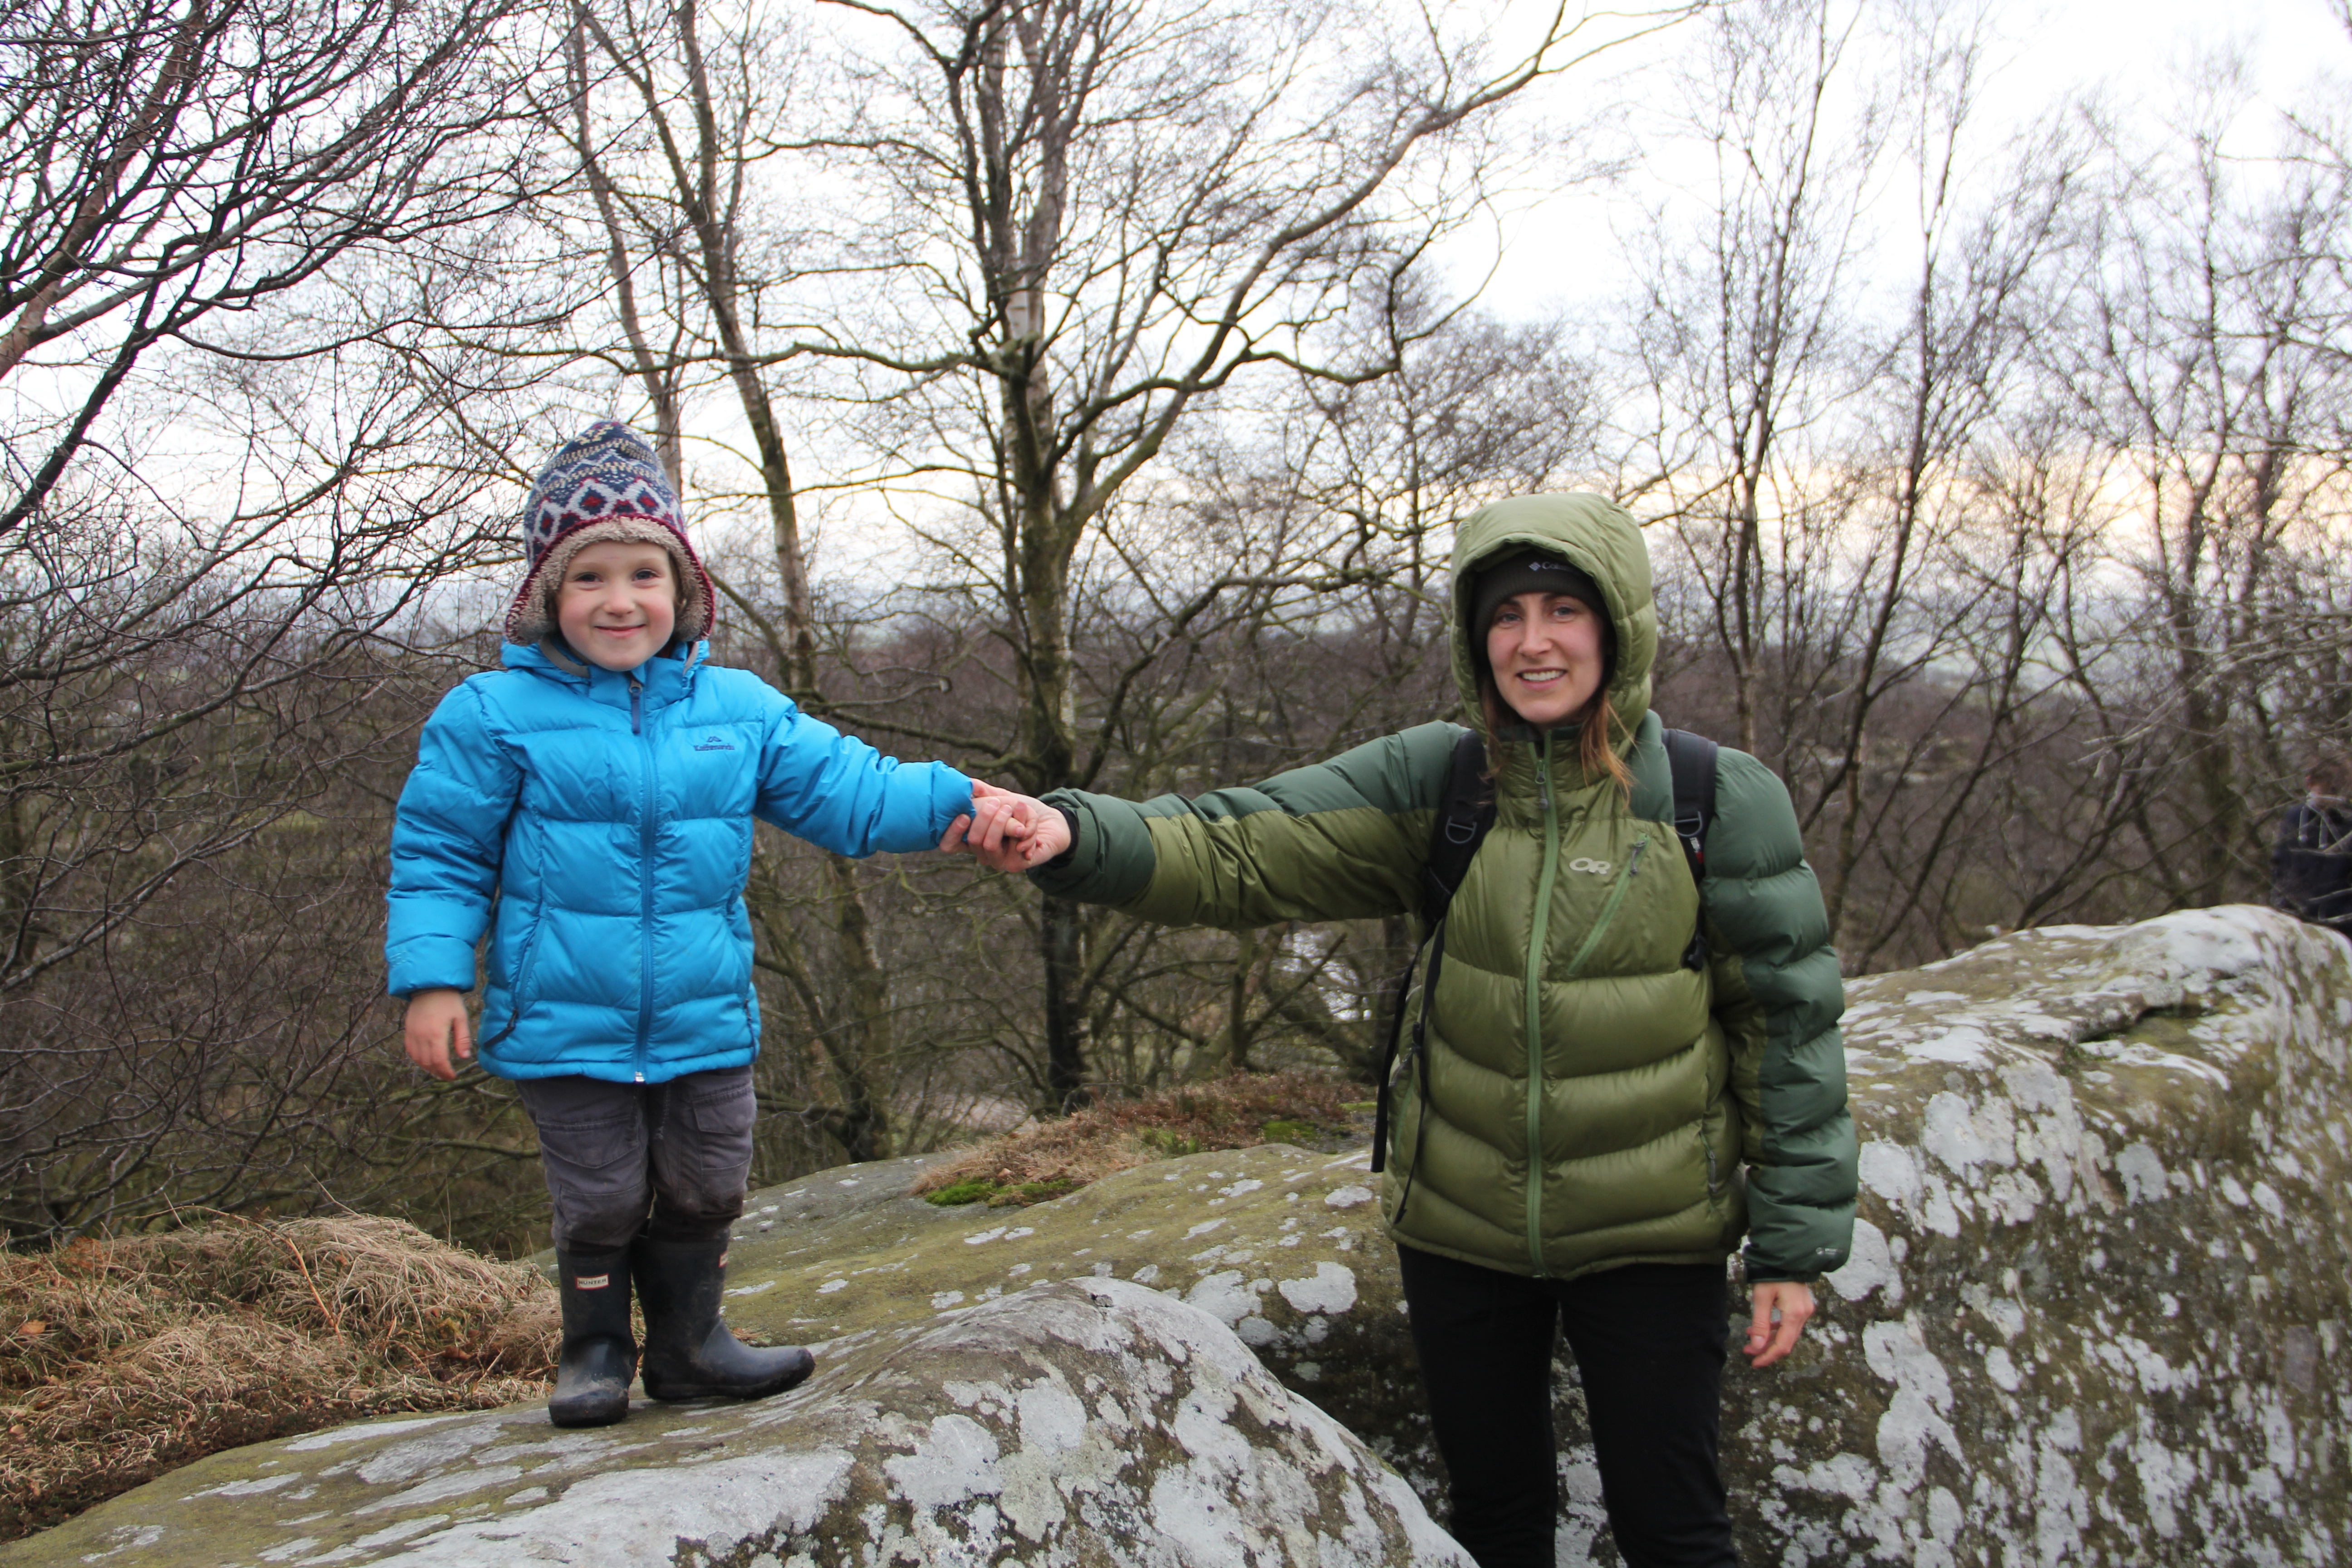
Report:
1754,906,2352,1568
713,1140,1432,1497
702,910,2352,1567
1,1278,1468,1567
16,906,2346,1566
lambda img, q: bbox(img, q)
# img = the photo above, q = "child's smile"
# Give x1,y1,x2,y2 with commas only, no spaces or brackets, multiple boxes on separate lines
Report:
557,540,679,671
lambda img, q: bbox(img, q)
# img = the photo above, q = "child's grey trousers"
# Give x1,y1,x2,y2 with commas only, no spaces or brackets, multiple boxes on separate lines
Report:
514,1066,757,1252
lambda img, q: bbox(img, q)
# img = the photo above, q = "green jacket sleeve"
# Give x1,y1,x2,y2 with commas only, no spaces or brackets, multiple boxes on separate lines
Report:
1029,722,1462,930
1702,747,1857,1282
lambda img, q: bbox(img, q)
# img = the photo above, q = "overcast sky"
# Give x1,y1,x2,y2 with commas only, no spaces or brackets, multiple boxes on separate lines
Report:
1462,0,2352,318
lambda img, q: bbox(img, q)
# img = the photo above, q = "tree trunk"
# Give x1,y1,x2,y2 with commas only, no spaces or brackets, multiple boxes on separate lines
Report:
1040,894,1087,1109
817,853,891,1161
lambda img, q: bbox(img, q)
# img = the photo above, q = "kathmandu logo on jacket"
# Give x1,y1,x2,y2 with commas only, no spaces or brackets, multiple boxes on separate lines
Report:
692,735,737,751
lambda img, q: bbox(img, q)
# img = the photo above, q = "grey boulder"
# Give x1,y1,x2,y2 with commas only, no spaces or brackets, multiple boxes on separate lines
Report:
7,1278,1468,1567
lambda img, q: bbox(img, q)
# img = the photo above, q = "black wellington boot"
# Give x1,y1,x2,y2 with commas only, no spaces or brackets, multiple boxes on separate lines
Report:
548,1247,637,1428
633,1237,814,1402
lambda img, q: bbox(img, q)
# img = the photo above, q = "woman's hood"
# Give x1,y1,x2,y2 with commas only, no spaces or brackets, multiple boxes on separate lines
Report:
1449,492,1657,742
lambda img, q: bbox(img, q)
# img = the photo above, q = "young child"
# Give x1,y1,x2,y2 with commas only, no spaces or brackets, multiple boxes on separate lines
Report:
387,422,1023,1427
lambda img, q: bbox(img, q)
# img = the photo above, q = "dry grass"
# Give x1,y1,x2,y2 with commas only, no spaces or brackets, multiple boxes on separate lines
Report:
911,1072,1367,1206
0,1215,556,1541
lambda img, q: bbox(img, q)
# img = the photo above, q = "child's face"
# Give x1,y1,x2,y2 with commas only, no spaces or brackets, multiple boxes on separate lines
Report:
556,540,679,671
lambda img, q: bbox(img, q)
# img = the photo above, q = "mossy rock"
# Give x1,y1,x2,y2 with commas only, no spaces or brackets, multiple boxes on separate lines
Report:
0,1275,1469,1567
16,907,2350,1566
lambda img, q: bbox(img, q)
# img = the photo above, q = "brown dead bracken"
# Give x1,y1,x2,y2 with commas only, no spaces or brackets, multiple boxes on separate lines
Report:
0,1215,556,1542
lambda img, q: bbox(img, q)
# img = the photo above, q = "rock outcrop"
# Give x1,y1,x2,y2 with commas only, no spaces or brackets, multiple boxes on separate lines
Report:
1770,905,2351,1567
5,1277,1467,1567
11,906,2349,1566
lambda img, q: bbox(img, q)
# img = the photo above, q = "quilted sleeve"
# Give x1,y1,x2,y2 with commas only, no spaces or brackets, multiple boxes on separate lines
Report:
1702,747,1857,1282
751,686,975,856
1029,723,1461,929
386,682,523,997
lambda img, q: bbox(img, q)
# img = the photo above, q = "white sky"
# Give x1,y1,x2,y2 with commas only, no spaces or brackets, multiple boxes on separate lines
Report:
1460,0,2352,319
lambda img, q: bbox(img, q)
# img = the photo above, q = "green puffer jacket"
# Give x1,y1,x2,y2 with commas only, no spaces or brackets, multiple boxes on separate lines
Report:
1032,494,1856,1283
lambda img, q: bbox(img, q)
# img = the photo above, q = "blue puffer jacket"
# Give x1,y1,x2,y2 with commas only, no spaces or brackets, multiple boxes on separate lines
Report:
385,641,975,1083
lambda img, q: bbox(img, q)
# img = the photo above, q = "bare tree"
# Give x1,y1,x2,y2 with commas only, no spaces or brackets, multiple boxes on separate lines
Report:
0,0,537,536
1619,0,1883,760
2042,65,2352,906
0,0,571,1241
782,0,1679,1106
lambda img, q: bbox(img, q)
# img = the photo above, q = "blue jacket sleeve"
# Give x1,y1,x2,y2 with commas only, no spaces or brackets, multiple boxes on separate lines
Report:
753,693,974,855
386,682,522,997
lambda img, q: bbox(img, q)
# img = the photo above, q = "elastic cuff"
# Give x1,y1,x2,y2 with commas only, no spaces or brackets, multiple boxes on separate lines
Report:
1046,805,1080,868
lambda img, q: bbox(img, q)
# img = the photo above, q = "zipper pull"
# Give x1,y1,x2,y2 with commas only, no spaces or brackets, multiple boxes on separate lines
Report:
1536,734,1553,813
628,675,643,735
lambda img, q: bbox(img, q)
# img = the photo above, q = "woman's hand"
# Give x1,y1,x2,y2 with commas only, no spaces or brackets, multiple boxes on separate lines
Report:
1744,1280,1814,1367
403,988,473,1080
940,779,1071,872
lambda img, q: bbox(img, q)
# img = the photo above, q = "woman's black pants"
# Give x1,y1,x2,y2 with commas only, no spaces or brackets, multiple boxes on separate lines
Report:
1396,1244,1738,1568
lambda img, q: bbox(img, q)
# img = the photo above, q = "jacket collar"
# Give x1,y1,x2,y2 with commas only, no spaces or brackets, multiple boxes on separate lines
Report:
501,638,707,711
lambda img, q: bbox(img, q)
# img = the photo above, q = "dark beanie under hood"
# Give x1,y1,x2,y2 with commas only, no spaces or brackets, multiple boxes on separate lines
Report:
1469,549,1607,641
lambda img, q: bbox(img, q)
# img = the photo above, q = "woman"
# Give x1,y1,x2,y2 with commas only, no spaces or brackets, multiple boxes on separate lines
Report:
953,493,1856,1568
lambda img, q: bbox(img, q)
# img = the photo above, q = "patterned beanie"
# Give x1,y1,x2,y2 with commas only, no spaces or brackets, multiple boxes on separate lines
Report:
504,421,715,649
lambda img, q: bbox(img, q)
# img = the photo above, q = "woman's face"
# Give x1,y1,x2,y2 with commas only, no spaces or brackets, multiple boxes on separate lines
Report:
1486,591,1606,729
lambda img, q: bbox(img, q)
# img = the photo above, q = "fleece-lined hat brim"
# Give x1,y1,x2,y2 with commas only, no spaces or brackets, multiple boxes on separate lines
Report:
504,517,715,650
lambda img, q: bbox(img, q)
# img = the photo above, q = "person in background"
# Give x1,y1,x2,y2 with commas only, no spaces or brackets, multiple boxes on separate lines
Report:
952,493,1855,1568
2272,749,2352,935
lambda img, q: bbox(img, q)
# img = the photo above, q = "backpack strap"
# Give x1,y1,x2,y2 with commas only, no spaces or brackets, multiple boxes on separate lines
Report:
1419,727,1498,923
1662,727,1720,969
1373,729,1493,1182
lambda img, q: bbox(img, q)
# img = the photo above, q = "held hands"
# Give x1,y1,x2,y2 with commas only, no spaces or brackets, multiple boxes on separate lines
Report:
403,988,473,1080
1744,1280,1815,1368
939,779,1072,872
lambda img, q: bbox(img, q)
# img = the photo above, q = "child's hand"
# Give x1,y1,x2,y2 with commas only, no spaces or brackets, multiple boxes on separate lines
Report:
403,988,474,1080
941,780,1072,872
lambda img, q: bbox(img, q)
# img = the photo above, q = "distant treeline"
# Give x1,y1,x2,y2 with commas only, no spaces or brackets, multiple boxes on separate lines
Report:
2,0,2346,1250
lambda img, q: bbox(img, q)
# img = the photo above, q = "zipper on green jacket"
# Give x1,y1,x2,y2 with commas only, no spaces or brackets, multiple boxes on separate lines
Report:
1523,776,1652,1276
1563,837,1647,981
1523,733,1562,1276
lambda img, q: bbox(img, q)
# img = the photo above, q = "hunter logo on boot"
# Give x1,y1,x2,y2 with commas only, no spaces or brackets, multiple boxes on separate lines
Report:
574,1273,611,1289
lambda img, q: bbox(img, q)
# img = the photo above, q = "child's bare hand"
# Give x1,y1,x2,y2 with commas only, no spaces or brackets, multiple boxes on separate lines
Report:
940,780,1071,872
403,988,473,1080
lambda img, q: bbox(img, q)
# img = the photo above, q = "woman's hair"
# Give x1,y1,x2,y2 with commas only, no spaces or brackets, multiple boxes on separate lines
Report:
1475,662,1633,794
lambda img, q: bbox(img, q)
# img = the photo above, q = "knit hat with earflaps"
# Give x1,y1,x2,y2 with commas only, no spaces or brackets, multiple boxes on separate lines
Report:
505,421,716,650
